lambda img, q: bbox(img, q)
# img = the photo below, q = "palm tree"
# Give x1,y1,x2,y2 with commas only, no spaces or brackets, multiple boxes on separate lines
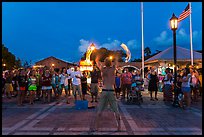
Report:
144,47,151,56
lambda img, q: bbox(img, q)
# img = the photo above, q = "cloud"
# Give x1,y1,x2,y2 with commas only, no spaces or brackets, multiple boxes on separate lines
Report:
152,28,202,50
78,39,122,53
178,28,187,37
78,38,146,60
152,31,172,47
100,40,121,50
79,38,141,53
107,37,111,41
127,39,140,50
78,39,91,53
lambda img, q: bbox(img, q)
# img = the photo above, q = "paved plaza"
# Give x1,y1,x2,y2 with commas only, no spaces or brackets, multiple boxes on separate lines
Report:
2,90,202,135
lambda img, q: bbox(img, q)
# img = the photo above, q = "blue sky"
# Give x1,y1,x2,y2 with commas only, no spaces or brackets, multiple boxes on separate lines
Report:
2,2,202,64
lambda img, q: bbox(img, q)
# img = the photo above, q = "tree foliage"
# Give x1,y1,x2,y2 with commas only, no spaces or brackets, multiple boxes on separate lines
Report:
2,44,22,70
81,47,126,63
144,47,151,56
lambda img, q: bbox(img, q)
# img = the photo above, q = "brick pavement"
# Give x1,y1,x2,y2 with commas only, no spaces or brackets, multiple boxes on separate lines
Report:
2,90,202,135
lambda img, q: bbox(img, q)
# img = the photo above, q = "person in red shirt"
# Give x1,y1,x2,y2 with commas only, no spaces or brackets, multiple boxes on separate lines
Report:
41,69,52,103
121,68,132,100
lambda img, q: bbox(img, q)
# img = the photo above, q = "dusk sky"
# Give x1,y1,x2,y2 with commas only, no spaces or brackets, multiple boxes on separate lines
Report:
2,2,202,64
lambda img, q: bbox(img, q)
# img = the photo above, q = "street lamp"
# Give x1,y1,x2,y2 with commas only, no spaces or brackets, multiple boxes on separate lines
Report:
2,63,6,71
170,13,179,107
52,64,55,67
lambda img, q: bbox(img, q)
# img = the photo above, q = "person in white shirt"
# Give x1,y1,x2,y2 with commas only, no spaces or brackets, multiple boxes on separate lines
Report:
181,68,191,109
67,67,72,96
59,68,67,96
71,66,83,101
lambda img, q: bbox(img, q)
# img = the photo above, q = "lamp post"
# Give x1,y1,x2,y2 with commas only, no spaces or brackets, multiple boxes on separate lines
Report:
3,63,6,71
170,13,179,107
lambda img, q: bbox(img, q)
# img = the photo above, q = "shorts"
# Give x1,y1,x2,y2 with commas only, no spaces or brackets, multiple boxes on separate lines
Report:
52,84,56,89
81,84,87,95
64,85,68,90
42,86,52,90
28,85,37,91
97,90,119,113
5,83,13,92
20,87,26,91
181,87,191,93
60,84,65,90
72,84,82,96
90,83,98,95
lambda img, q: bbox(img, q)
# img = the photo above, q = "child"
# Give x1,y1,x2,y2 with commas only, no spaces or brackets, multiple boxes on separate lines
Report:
81,72,88,100
115,72,121,99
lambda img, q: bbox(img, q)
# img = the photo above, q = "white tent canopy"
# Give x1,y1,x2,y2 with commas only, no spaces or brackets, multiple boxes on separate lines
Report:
145,46,202,63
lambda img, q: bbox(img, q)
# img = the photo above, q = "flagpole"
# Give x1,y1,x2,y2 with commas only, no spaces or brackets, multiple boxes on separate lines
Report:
141,2,144,79
189,2,193,66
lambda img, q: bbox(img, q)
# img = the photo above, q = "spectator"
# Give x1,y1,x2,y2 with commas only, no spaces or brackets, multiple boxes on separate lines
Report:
177,70,184,108
35,69,42,101
133,71,144,90
190,69,200,102
64,71,70,104
67,67,72,96
81,71,88,100
54,68,61,104
4,71,13,99
121,68,132,100
12,70,19,97
71,66,83,101
51,69,57,100
181,68,191,109
163,68,173,101
90,65,101,103
148,67,159,101
114,72,121,99
41,69,52,103
27,70,37,105
16,69,27,106
198,69,202,96
60,68,68,97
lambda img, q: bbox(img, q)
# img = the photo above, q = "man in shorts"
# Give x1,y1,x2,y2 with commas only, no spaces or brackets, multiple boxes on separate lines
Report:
90,65,101,103
91,57,121,131
71,66,83,101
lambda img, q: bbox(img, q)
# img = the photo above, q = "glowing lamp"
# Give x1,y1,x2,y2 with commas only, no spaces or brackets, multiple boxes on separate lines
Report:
170,13,178,31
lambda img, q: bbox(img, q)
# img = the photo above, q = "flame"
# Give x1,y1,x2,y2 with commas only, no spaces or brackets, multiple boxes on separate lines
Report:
120,43,131,62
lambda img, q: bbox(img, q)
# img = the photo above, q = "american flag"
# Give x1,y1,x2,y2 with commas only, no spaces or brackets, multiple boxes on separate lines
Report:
178,4,191,22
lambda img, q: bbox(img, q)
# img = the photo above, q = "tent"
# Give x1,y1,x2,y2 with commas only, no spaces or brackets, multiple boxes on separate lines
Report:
144,46,202,71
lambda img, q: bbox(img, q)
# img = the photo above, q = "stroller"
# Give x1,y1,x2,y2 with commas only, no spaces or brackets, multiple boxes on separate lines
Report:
127,80,144,105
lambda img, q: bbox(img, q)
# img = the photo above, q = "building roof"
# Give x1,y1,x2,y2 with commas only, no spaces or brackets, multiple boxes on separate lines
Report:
35,56,75,65
145,46,202,63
